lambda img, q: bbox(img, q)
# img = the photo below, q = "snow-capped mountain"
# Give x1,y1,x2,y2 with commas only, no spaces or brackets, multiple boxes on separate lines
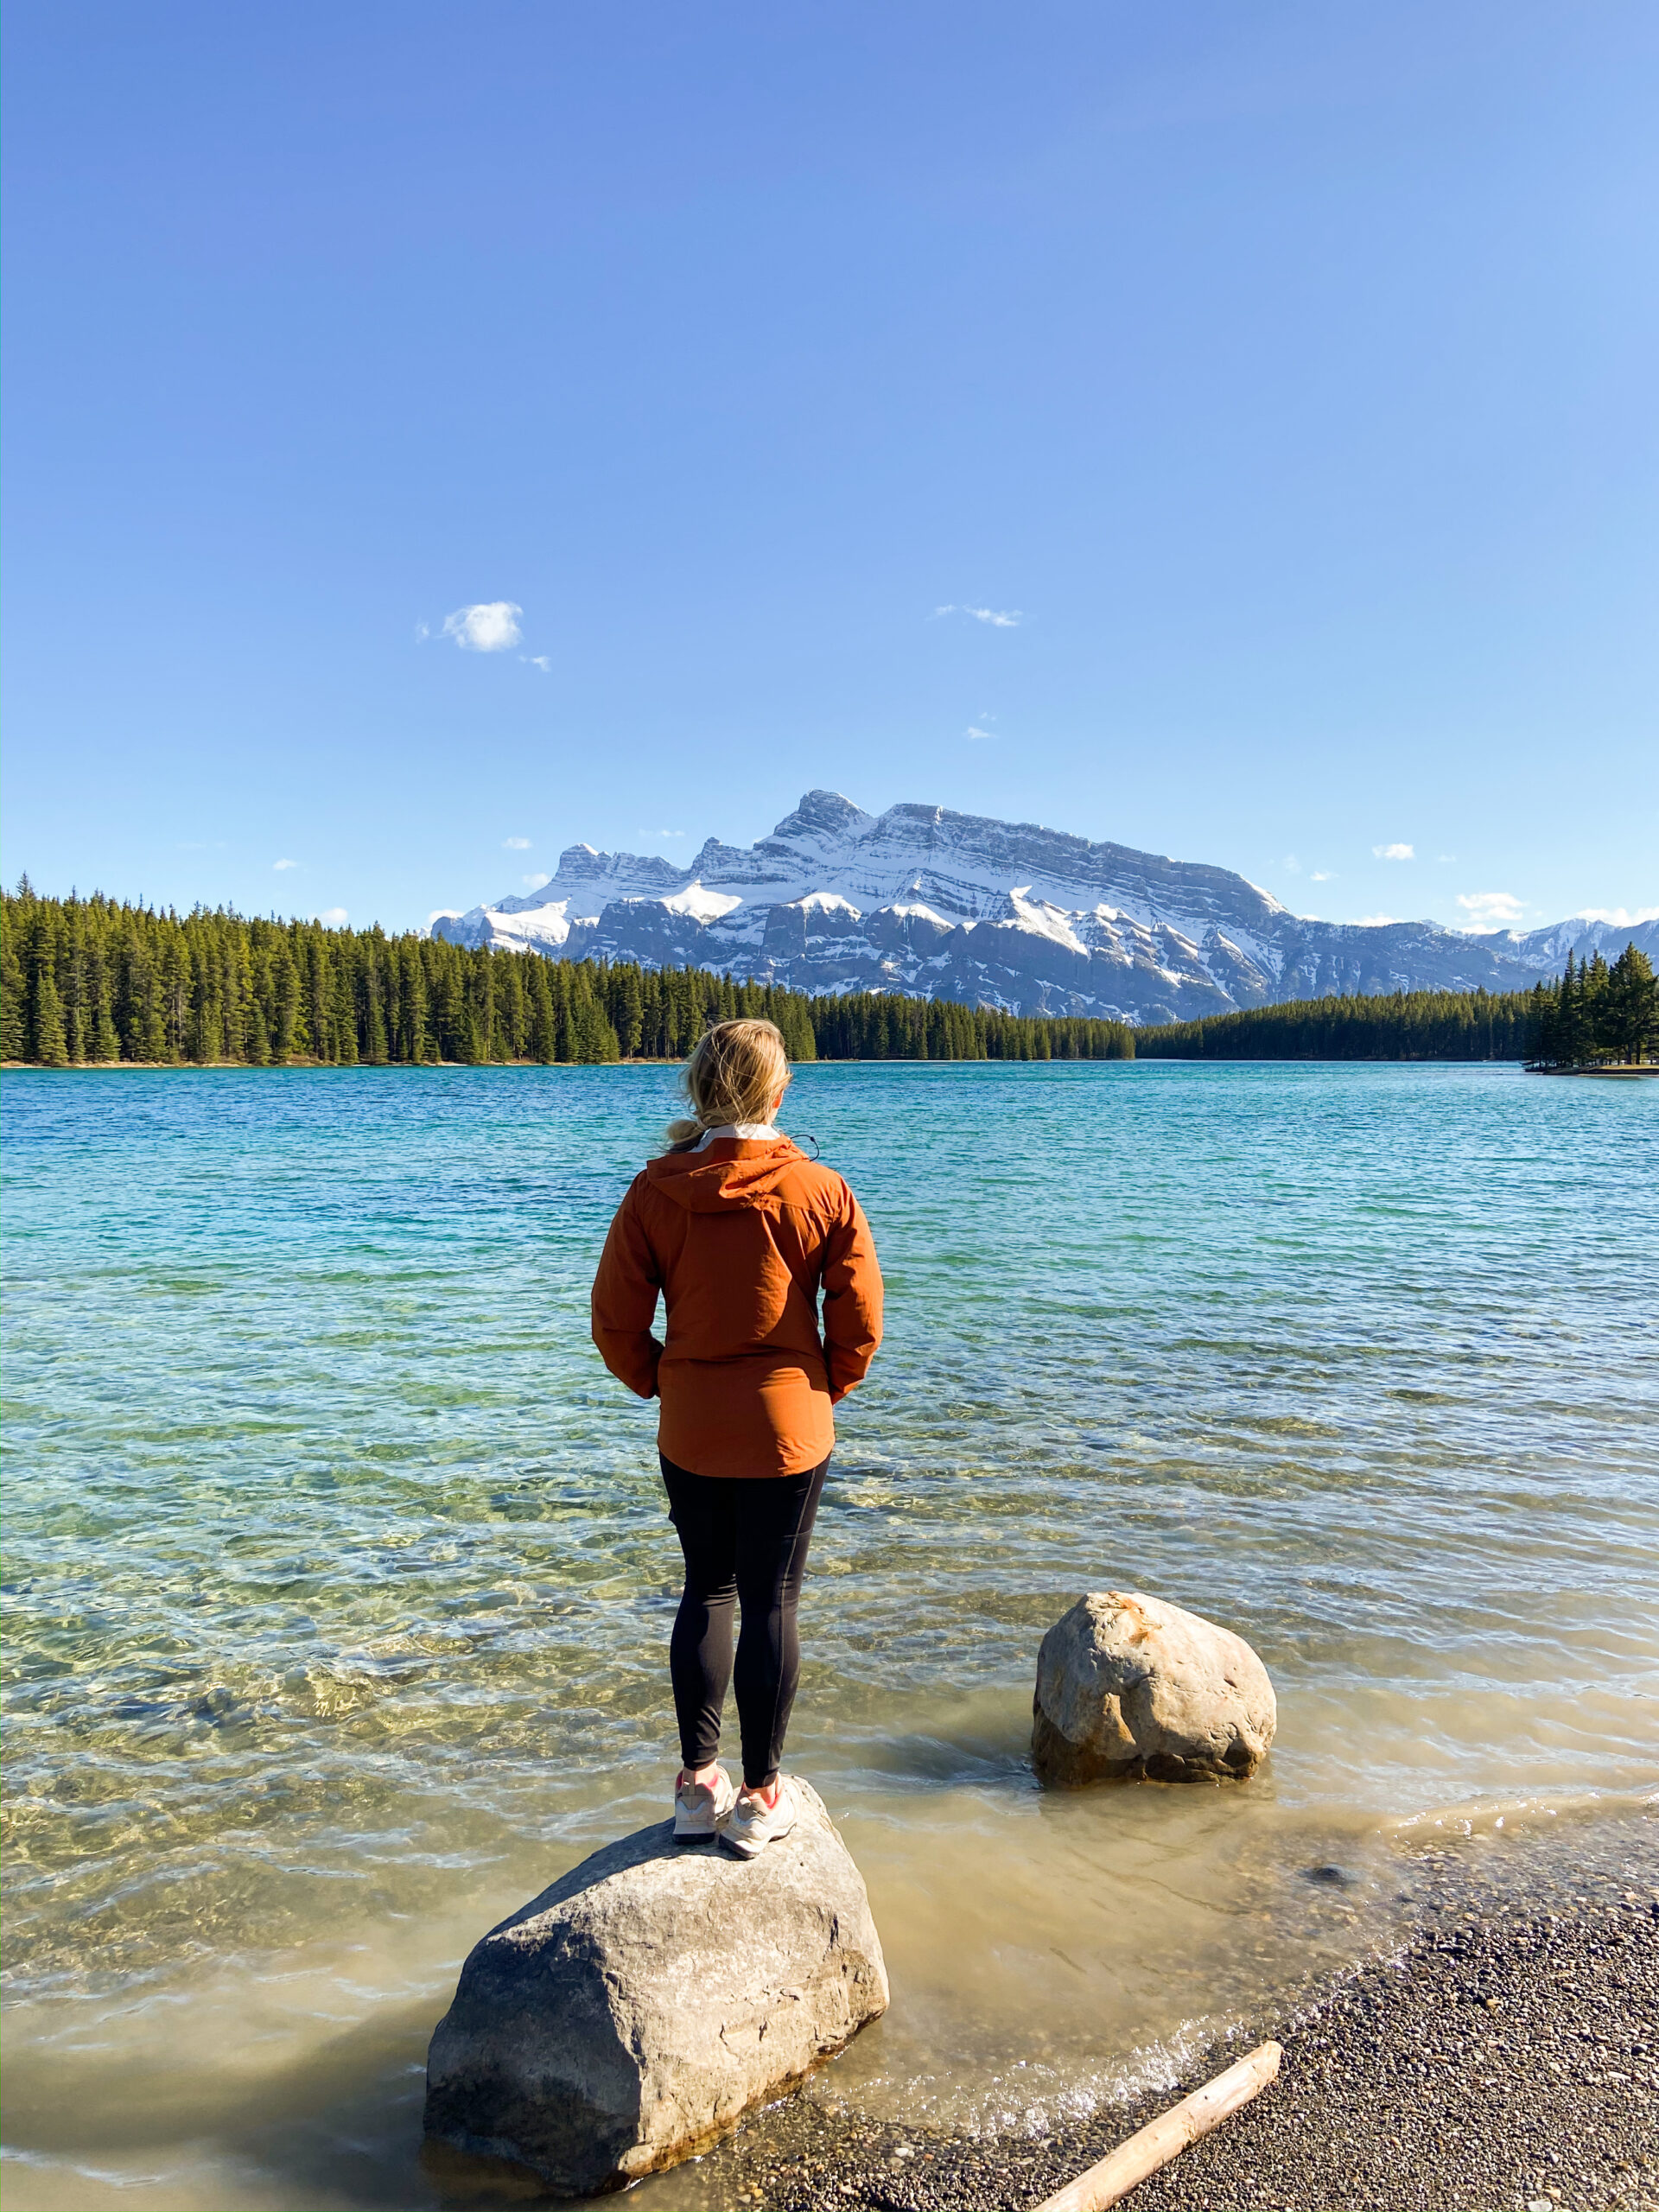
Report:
430,791,1657,1025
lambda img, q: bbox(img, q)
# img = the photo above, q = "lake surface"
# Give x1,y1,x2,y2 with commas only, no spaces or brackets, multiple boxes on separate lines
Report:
3,1061,1656,2211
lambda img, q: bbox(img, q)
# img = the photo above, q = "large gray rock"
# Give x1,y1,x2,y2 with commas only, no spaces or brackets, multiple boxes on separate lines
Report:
423,1779,887,2194
1032,1591,1276,1786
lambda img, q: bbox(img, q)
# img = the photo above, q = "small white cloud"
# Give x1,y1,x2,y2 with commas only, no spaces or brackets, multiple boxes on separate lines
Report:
1311,870,1336,883
1354,914,1403,926
1373,842,1414,861
1283,855,1301,874
521,872,552,890
522,654,553,673
440,601,523,652
1573,905,1659,928
503,836,531,850
316,907,348,926
1437,854,1457,864
965,725,997,741
273,858,299,871
637,829,685,839
932,604,1022,628
1456,890,1525,928
415,620,431,642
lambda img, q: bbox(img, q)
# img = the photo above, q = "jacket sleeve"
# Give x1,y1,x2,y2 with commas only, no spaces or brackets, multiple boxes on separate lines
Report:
821,1183,883,1404
590,1183,664,1400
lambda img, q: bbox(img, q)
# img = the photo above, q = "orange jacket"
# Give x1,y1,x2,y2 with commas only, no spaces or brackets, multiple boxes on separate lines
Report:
590,1138,883,1478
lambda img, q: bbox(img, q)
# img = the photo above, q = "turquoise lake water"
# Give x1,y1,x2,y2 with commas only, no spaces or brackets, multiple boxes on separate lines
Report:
3,1061,1656,2209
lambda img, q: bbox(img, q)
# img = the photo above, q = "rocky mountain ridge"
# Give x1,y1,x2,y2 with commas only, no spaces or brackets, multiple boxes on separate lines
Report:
431,791,1655,1025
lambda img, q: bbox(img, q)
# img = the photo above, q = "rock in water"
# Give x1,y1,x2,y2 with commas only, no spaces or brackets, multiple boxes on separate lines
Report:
423,1779,888,2193
1032,1591,1276,1786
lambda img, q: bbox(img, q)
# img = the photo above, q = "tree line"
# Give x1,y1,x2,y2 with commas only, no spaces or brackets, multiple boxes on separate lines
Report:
1135,944,1656,1064
0,884,1134,1068
1135,987,1539,1061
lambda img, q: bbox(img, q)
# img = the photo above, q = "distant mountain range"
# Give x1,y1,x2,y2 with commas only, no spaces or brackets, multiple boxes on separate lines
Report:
431,791,1656,1026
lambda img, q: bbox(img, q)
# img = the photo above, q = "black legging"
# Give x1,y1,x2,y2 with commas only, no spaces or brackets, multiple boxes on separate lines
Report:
660,1452,829,1790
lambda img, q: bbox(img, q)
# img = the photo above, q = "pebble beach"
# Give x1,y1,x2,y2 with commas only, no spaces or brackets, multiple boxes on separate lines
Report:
681,1816,1658,2212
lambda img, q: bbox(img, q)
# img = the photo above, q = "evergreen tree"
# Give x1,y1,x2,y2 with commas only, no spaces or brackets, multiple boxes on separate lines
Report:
0,905,26,1063
1557,951,1586,1066
550,958,575,1062
330,947,359,1066
30,917,70,1066
525,954,558,1063
89,943,121,1063
399,938,432,1061
274,944,304,1062
1605,944,1657,1065
570,995,621,1063
363,958,390,1065
159,931,190,1062
63,904,87,1064
613,966,645,1058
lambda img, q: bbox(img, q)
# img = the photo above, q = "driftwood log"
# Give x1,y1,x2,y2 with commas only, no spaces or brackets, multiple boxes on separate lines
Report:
1033,2041,1283,2212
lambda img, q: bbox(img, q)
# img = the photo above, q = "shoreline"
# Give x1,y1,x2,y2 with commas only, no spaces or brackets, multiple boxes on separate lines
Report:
1532,1064,1659,1079
1,1057,1548,1073
664,1815,1658,2212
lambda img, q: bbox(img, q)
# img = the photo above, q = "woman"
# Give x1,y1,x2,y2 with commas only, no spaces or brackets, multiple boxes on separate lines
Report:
591,1019,883,1857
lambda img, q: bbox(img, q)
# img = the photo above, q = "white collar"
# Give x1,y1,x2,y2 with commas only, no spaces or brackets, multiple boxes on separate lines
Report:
694,1122,780,1149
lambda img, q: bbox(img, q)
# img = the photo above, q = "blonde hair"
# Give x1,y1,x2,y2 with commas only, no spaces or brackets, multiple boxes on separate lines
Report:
665,1020,791,1149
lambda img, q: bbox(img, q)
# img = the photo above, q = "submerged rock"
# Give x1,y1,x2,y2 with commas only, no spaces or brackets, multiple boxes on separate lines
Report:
1032,1590,1276,1786
423,1778,888,2195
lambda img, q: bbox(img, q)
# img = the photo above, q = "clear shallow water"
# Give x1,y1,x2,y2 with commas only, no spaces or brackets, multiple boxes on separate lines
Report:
3,1061,1656,2209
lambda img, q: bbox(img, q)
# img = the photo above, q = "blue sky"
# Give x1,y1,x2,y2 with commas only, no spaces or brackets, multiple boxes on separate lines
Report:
3,1,1655,937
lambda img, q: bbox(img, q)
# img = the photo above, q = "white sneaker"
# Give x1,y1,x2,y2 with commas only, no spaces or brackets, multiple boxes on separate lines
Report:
723,1777,797,1859
672,1764,736,1840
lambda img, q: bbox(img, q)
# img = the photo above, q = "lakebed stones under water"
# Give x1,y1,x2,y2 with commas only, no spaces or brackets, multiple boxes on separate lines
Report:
423,1778,888,2196
1032,1591,1277,1787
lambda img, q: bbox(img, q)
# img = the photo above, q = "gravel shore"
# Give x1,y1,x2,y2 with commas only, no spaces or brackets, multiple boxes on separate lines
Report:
688,1817,1658,2212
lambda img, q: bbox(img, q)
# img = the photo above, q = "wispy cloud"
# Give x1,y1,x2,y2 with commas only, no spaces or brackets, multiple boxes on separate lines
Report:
965,725,997,742
1456,890,1524,928
521,872,551,891
1282,855,1301,874
522,654,552,673
503,836,531,850
1372,842,1414,861
1574,905,1659,928
1311,869,1337,883
638,829,686,839
316,907,348,925
273,858,299,871
1354,913,1402,926
932,604,1022,628
439,601,523,652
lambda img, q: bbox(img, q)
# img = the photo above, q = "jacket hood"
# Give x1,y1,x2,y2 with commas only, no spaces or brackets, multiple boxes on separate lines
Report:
645,1139,810,1213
